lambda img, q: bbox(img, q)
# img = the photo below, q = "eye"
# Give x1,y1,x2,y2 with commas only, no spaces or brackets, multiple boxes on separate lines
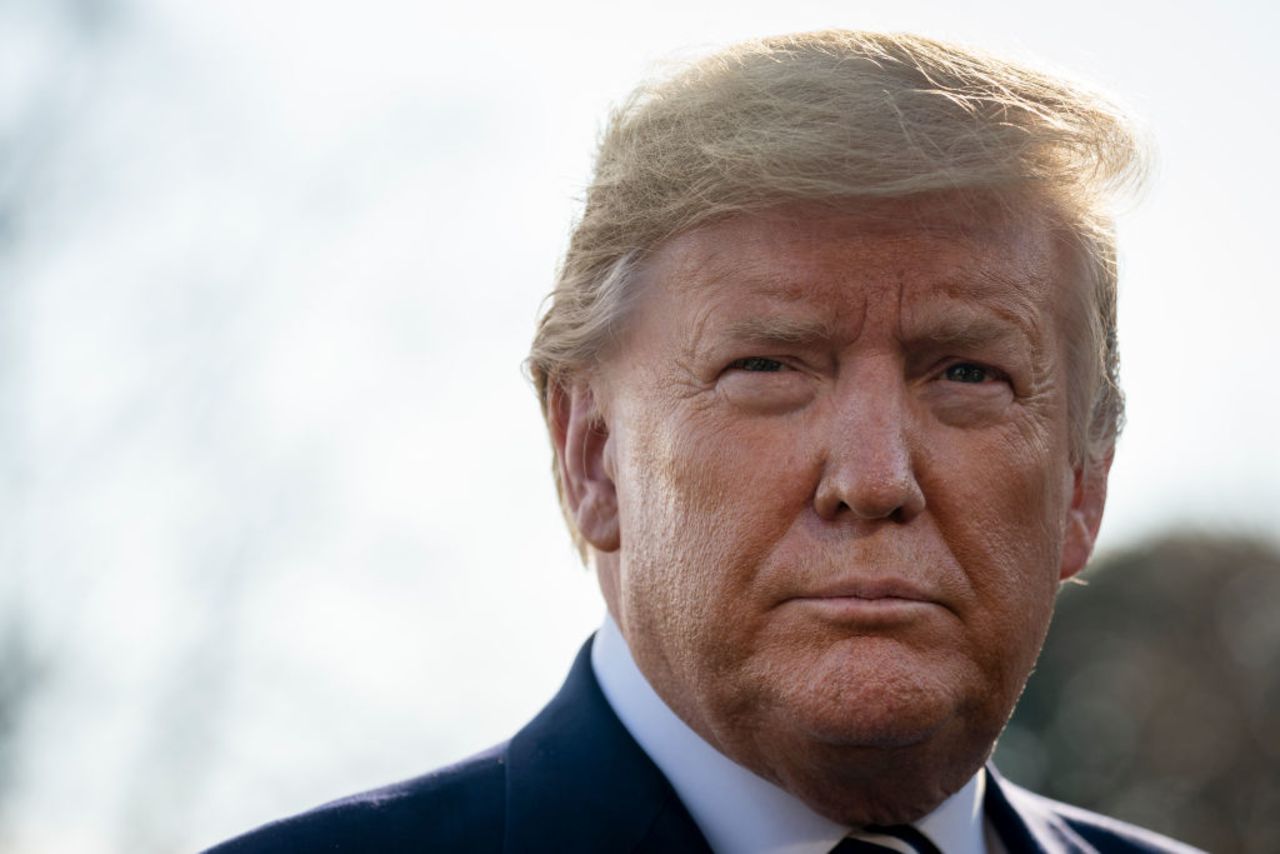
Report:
728,357,787,373
717,355,813,413
943,363,996,384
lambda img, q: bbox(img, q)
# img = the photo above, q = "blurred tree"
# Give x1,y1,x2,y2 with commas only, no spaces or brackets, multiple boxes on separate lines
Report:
0,0,122,843
2,0,265,844
0,613,48,846
996,532,1280,854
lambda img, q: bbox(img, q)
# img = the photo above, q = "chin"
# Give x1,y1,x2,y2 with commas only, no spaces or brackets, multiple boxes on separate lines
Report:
745,649,1006,824
782,641,973,747
794,687,954,750
771,717,998,827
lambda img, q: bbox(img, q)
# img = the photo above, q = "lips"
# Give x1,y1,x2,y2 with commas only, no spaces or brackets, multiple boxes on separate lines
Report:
795,577,937,603
783,577,947,624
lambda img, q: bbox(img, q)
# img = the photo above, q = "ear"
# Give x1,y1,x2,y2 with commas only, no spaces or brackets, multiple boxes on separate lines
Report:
1059,449,1112,581
549,381,620,553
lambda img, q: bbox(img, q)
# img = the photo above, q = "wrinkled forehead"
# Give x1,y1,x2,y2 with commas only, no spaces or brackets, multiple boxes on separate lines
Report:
638,195,1064,312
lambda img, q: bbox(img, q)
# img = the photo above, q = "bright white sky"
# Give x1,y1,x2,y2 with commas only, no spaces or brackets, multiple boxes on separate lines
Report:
3,1,1277,851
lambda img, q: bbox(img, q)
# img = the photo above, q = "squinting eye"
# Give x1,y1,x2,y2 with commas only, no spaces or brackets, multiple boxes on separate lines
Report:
729,357,786,372
944,363,991,384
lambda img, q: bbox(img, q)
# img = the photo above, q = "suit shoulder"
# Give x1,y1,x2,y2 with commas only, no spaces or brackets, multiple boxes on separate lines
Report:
1005,781,1206,854
202,746,509,853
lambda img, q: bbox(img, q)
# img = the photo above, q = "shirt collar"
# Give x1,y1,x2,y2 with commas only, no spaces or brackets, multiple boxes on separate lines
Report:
591,614,990,854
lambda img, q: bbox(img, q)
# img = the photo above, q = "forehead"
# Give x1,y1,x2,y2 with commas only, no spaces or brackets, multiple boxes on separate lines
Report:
643,198,1060,316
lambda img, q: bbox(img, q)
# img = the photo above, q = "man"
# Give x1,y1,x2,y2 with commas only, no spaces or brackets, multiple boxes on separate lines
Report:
209,31,1201,853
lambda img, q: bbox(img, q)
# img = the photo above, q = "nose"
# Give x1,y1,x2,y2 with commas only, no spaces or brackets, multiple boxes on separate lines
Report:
813,376,926,524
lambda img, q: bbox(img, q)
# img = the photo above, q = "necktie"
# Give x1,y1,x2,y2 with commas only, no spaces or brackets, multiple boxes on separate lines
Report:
829,824,943,854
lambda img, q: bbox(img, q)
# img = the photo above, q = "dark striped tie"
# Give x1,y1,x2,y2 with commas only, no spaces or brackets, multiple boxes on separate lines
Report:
829,824,943,854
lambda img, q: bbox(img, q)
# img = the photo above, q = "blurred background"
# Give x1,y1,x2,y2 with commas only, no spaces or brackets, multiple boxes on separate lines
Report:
1,0,1276,851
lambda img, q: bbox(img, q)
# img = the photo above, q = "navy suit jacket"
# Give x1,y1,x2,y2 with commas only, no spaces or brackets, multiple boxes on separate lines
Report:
206,638,1201,853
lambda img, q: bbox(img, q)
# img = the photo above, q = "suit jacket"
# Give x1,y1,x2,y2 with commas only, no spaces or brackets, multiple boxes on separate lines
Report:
205,638,1202,853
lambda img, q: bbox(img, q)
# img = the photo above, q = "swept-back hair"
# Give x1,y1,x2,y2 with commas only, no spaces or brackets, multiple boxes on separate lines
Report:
528,30,1148,551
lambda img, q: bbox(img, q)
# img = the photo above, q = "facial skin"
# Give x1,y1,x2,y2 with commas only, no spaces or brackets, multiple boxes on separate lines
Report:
552,195,1110,825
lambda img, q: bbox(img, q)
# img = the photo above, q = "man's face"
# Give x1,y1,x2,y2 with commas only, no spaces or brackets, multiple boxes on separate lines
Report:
558,196,1106,823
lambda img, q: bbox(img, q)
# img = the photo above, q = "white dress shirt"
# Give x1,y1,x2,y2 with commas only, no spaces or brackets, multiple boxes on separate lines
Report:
591,614,1000,854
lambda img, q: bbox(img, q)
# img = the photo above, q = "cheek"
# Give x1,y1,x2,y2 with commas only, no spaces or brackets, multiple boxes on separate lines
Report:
612,417,721,622
925,428,1068,653
614,411,800,638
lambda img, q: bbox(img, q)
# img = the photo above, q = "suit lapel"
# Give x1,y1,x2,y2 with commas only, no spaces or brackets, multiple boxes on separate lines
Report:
503,638,712,854
985,765,1097,854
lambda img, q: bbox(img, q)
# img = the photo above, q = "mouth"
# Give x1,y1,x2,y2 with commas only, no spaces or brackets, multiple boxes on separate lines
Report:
786,578,943,624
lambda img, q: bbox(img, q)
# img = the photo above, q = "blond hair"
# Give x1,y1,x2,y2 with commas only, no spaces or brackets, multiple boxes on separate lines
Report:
528,30,1147,551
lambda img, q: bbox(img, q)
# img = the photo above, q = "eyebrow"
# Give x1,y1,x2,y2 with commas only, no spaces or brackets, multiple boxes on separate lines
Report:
719,315,840,345
908,314,1031,348
898,304,1046,373
693,264,1045,355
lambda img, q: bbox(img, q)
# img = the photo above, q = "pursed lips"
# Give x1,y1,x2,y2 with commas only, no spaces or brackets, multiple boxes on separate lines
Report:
802,577,935,601
785,577,947,622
